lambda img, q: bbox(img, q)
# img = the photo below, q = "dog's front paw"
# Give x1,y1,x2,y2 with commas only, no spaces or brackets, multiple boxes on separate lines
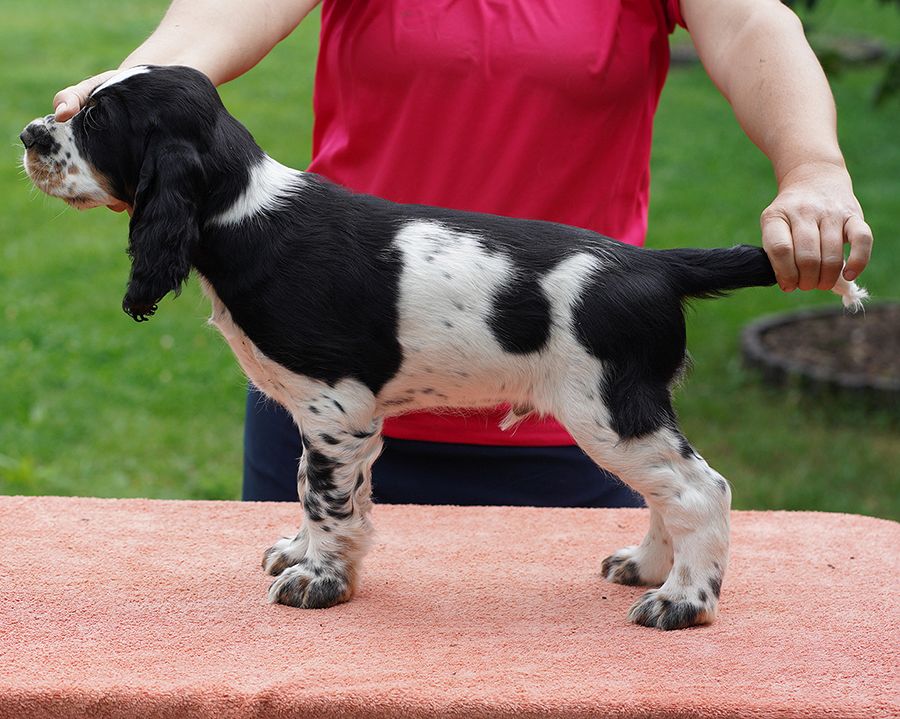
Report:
262,535,307,576
627,587,716,630
602,545,671,587
268,564,352,609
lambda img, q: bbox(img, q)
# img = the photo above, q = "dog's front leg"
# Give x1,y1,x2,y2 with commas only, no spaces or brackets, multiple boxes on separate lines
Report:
264,407,383,609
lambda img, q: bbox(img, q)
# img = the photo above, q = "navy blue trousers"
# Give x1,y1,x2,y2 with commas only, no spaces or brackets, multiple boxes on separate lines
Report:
243,386,643,508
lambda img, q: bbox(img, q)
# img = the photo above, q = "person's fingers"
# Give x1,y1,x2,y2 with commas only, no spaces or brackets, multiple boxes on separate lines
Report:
761,213,797,291
764,163,873,290
52,89,80,121
843,214,874,282
52,71,118,121
790,218,822,291
53,86,91,122
817,217,845,290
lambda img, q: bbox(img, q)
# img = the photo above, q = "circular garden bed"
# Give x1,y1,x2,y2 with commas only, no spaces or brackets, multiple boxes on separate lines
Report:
741,302,900,404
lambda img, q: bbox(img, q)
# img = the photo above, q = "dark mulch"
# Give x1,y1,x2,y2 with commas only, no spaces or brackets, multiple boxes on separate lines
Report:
741,303,900,397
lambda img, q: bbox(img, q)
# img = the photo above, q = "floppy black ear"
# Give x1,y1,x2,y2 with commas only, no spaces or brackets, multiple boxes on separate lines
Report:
123,143,204,322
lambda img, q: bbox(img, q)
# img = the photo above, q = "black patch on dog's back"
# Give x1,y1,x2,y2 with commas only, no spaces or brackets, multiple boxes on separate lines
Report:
488,276,551,354
393,204,620,357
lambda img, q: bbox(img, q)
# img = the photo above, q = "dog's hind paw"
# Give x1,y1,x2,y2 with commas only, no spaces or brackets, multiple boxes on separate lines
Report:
268,564,352,609
627,587,716,630
602,545,671,587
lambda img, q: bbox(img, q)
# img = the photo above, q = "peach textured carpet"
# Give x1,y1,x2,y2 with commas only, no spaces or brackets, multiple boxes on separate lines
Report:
0,496,898,719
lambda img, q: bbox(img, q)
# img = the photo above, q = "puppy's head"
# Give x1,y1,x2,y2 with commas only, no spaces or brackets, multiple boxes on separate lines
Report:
22,65,231,321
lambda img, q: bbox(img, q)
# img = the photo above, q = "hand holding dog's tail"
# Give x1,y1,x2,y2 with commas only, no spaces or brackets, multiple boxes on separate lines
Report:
659,245,868,312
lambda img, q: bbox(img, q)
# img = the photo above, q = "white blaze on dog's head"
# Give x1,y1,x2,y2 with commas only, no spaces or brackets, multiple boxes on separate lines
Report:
90,65,152,95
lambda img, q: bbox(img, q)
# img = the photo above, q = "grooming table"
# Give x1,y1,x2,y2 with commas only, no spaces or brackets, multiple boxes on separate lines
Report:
0,496,897,718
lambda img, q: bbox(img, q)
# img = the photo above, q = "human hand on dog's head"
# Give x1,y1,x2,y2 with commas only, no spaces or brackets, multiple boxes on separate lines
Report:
53,70,117,122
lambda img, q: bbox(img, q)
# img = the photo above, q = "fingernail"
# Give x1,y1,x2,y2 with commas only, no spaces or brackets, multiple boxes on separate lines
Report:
843,270,856,281
55,102,68,117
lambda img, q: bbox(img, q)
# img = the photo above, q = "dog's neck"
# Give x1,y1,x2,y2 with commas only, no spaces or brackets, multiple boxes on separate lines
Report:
207,154,307,228
190,111,280,222
190,151,311,294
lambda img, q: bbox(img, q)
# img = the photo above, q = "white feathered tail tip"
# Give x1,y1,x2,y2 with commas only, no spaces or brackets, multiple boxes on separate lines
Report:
831,271,869,313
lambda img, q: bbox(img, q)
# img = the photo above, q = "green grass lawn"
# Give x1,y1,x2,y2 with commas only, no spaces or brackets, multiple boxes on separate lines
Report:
1,1,897,517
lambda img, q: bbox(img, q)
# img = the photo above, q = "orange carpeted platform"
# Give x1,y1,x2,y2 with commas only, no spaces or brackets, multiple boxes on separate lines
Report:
0,496,897,718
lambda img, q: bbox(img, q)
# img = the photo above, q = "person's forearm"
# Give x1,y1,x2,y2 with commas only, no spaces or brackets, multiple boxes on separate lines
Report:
686,1,844,185
681,0,872,292
120,0,320,85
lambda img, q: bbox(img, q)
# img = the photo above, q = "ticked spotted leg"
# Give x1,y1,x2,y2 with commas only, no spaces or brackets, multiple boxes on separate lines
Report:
263,390,383,609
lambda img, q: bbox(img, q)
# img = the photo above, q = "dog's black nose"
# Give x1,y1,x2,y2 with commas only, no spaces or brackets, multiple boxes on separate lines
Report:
20,122,54,153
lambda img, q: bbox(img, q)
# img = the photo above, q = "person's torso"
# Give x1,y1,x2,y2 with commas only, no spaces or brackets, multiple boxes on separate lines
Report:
307,0,681,445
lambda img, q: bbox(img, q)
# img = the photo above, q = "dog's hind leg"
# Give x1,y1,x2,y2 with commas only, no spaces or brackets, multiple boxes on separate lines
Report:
601,506,673,587
263,383,383,609
558,391,730,630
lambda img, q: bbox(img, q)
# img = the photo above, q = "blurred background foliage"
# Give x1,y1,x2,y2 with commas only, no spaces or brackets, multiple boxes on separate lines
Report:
783,0,900,104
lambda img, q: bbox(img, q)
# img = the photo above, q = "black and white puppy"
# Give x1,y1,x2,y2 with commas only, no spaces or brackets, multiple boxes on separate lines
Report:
22,66,867,630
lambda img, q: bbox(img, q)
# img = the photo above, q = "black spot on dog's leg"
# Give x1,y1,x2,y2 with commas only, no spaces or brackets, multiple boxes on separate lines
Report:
305,449,339,493
676,433,695,459
303,496,324,523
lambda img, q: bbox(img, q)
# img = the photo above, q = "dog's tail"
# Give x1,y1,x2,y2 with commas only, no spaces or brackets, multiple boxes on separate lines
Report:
658,245,868,312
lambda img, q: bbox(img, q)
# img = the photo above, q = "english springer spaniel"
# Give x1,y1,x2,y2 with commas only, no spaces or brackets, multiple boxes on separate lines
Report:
21,65,867,630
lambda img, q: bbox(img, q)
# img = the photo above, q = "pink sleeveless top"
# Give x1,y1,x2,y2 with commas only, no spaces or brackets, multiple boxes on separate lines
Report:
307,0,685,445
